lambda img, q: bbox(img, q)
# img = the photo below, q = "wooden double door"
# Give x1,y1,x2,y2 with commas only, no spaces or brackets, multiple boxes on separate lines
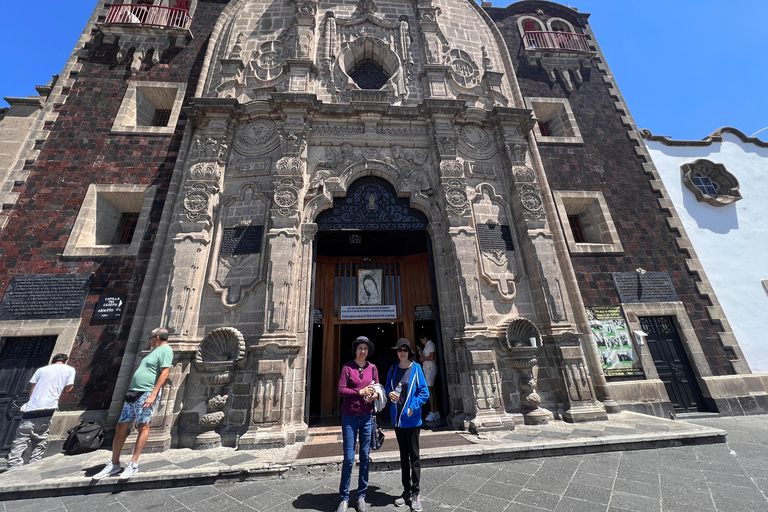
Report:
310,253,435,420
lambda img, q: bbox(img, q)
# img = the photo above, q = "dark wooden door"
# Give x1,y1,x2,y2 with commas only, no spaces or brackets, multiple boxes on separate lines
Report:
639,317,705,412
0,337,57,456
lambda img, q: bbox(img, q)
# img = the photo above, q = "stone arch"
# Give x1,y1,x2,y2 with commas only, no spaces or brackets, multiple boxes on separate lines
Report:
303,160,434,225
547,17,576,33
517,15,546,38
337,36,403,92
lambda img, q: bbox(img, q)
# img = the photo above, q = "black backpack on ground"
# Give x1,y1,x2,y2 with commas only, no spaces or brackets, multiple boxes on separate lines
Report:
63,421,104,455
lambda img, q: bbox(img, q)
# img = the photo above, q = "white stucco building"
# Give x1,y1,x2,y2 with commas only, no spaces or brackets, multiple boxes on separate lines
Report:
643,128,768,372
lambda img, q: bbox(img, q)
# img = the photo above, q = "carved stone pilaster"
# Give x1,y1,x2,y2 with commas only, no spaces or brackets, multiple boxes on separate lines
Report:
555,333,608,422
462,347,515,433
238,342,306,449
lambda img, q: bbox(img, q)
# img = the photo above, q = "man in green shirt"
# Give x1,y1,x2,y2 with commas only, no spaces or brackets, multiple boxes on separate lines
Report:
92,328,173,480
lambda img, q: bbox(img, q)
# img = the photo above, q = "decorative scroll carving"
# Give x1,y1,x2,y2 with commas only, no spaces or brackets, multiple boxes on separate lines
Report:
274,178,301,216
443,179,468,215
440,159,463,178
519,184,544,218
183,184,212,220
512,166,536,183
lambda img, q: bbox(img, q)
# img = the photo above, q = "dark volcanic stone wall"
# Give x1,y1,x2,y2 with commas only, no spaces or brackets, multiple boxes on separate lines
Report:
0,2,227,410
489,4,734,376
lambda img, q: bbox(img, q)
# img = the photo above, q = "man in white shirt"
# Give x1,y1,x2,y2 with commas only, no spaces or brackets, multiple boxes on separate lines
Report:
6,353,76,470
417,336,440,422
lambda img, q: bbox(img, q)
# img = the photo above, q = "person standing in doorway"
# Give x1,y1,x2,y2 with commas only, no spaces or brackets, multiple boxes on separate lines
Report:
386,338,429,511
337,336,379,512
92,328,173,481
5,353,75,471
417,335,440,422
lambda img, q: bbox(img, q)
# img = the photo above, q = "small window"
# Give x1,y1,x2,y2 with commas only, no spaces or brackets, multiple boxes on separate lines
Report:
567,214,586,243
151,109,172,127
63,184,157,257
117,212,140,244
525,97,583,144
553,190,623,255
112,81,187,135
692,173,719,196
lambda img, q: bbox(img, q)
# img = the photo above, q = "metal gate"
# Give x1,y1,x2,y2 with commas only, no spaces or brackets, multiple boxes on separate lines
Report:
0,336,57,456
639,316,706,412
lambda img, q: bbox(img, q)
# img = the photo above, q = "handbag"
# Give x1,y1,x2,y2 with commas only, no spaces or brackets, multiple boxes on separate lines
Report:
371,416,385,451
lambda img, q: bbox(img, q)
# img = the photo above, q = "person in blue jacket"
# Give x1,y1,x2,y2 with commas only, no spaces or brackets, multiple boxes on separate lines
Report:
385,338,429,511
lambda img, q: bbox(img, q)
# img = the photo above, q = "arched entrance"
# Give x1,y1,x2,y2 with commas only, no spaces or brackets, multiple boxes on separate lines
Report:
306,176,445,424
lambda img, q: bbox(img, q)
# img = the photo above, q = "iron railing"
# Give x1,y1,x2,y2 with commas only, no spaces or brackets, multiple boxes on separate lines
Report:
105,4,191,30
523,31,590,52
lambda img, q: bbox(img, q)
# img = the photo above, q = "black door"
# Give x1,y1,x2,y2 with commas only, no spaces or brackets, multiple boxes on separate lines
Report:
639,317,706,412
0,337,57,456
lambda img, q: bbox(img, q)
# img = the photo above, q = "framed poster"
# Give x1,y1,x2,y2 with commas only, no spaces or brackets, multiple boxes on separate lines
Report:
587,306,644,377
358,268,383,305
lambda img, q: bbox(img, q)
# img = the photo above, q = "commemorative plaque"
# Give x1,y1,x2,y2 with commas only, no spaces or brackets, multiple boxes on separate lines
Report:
94,294,126,321
220,225,263,256
0,273,93,321
477,223,515,252
414,305,433,321
612,272,678,303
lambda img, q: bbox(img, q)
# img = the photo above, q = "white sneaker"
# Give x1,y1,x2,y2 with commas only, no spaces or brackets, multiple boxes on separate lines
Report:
119,462,139,480
92,462,121,480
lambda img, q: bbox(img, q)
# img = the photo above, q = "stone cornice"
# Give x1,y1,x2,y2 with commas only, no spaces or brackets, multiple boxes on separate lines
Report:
640,127,768,149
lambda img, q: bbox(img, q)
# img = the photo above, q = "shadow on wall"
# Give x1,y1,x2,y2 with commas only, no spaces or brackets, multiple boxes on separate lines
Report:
681,179,739,234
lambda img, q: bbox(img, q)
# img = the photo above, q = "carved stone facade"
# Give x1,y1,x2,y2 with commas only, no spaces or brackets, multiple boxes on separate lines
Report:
1,0,763,454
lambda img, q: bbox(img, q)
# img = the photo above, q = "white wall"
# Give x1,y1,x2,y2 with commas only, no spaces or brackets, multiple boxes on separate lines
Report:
645,132,768,372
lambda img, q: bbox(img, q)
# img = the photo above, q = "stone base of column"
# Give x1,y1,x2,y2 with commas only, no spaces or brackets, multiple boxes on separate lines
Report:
523,407,550,425
600,398,621,414
193,430,221,450
468,409,517,434
121,431,172,455
238,422,307,450
563,403,609,423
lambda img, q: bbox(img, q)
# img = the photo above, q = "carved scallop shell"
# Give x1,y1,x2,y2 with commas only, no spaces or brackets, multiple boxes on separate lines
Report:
196,327,246,364
204,373,232,387
505,318,541,349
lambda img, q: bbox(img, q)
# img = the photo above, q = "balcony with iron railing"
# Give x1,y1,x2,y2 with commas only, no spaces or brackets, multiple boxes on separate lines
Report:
522,31,595,59
98,4,192,37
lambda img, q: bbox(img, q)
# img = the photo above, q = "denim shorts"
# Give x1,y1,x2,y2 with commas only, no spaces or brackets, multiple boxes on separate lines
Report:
118,391,157,425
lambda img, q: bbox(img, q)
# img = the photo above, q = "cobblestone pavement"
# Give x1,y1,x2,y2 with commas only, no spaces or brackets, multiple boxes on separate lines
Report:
3,415,768,511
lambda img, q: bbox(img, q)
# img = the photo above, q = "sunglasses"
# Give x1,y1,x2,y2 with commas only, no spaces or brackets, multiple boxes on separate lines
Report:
358,367,365,380
397,347,410,353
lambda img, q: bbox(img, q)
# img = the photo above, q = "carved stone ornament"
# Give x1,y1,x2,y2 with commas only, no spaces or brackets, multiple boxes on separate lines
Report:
512,166,536,183
680,159,742,206
193,135,228,164
195,327,246,372
443,179,468,215
183,184,211,220
519,184,543,217
458,124,496,160
251,41,285,82
241,120,277,146
274,178,300,215
280,132,307,158
437,136,458,158
189,162,222,182
296,2,315,15
505,142,528,164
440,159,463,178
448,49,480,89
503,317,542,350
277,157,303,175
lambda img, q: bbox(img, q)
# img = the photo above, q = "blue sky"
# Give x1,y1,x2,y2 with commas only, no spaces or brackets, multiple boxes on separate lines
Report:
1,1,766,141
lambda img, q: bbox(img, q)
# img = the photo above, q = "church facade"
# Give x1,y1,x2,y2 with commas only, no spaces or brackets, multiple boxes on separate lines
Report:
1,0,765,454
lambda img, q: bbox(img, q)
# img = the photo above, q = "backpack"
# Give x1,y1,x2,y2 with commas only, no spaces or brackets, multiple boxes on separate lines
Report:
63,421,104,455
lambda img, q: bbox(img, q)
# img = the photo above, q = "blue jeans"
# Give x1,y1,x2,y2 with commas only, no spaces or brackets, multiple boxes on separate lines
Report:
339,413,373,502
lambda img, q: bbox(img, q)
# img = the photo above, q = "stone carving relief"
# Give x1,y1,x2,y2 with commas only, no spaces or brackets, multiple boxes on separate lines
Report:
504,142,528,165
183,184,212,220
519,184,544,219
440,159,463,178
191,135,228,164
193,327,246,449
511,166,536,183
447,49,480,89
471,185,518,302
443,179,468,215
458,124,497,160
274,178,301,216
469,349,502,411
251,358,285,425
533,236,567,324
209,184,268,309
392,145,432,194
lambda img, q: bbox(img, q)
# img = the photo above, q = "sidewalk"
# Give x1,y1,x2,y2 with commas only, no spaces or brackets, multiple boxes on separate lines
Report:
0,411,725,500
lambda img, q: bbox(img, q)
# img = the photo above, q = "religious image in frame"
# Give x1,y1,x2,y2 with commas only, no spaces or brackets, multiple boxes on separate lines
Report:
358,268,383,305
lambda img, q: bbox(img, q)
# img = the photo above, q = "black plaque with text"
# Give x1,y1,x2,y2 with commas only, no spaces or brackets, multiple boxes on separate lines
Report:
94,294,126,321
0,274,93,321
477,223,514,252
414,305,433,321
612,272,678,303
220,226,263,256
